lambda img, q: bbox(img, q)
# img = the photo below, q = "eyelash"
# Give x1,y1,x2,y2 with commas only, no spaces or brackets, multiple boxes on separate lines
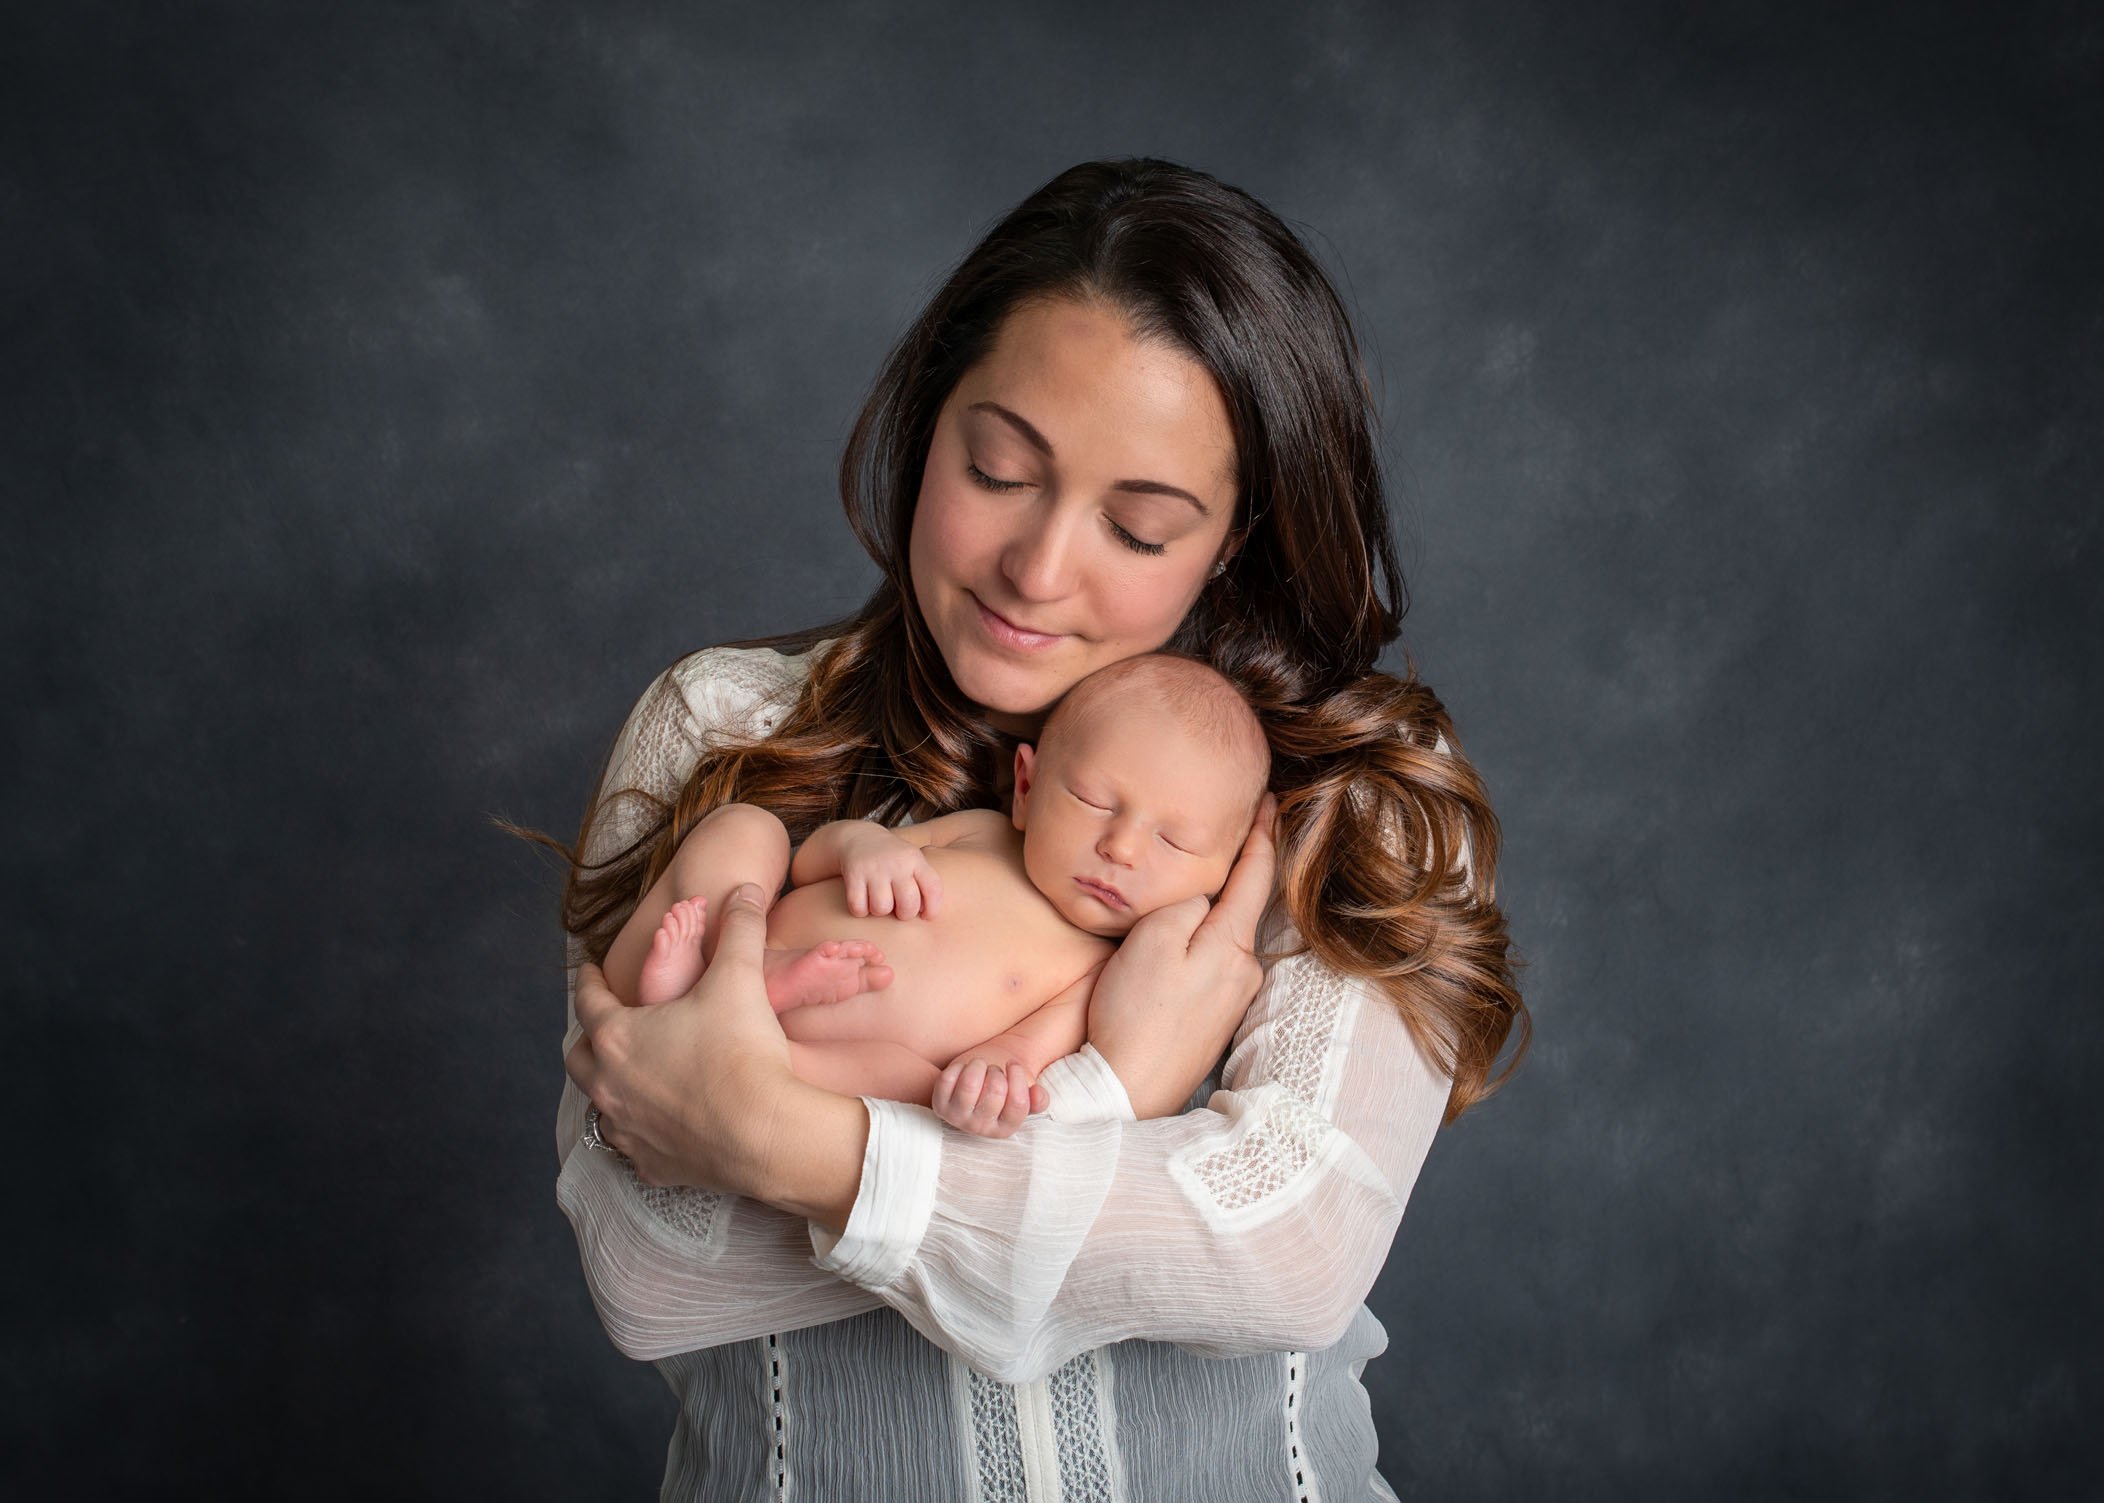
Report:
1110,523,1167,557
967,460,1027,494
966,461,1168,558
1070,790,1190,852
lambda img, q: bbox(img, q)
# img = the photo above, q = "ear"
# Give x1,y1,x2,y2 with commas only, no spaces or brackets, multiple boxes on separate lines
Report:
1012,743,1038,831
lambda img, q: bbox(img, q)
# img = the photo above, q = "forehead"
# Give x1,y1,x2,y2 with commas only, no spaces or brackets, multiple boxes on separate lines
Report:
1046,699,1256,819
961,298,1238,496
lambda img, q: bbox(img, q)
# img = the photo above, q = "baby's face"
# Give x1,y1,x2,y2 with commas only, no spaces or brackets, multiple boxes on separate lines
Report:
1012,700,1260,938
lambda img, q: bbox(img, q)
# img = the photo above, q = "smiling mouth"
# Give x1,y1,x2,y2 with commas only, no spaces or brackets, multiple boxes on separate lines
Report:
1075,878,1128,909
971,595,1065,650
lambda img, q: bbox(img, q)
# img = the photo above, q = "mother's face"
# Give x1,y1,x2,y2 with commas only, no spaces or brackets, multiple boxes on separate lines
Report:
908,297,1239,737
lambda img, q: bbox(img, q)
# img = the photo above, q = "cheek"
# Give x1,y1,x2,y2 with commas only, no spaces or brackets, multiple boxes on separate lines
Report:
1100,566,1209,646
1021,825,1061,896
1036,808,1078,863
909,482,970,594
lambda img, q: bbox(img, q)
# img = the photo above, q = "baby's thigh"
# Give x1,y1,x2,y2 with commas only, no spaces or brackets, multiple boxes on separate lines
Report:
775,989,925,1050
667,803,793,898
775,952,1038,1064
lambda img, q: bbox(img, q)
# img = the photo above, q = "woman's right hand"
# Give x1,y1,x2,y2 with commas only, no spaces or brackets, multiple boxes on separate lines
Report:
566,882,869,1228
1085,794,1278,1117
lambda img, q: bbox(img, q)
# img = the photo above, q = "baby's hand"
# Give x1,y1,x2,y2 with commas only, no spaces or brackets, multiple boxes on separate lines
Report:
933,1056,1048,1138
839,827,943,919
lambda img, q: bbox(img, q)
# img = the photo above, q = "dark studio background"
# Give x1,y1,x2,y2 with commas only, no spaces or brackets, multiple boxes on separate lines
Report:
7,0,2098,1496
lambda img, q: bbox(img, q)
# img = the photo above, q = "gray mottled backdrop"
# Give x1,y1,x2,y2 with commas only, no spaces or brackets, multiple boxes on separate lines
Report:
7,0,2097,1496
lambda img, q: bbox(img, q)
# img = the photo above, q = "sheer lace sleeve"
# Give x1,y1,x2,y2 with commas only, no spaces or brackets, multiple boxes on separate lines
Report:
807,914,1452,1381
555,647,890,1355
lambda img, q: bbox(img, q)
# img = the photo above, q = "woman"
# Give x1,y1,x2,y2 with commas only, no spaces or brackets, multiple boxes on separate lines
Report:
558,158,1525,1500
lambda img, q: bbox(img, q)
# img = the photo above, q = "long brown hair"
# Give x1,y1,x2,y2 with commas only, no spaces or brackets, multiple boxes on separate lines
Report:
553,158,1527,1120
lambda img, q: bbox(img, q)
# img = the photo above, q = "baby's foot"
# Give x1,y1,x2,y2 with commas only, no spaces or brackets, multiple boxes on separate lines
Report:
636,896,709,1006
763,939,894,1013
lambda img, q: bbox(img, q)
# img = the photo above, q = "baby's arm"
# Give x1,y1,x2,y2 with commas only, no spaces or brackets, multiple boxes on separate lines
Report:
790,809,1007,919
932,966,1100,1139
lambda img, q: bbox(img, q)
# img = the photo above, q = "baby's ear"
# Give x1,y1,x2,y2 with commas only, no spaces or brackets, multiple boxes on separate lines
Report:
1012,743,1038,830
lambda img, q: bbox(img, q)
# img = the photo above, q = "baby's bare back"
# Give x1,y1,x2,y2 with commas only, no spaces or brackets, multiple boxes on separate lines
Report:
768,843,1112,1064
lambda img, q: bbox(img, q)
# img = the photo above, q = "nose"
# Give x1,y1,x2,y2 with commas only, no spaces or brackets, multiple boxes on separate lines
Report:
1096,820,1138,868
998,505,1081,603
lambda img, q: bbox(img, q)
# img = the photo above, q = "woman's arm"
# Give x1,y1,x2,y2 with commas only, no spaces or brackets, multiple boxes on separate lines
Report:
570,884,1446,1376
802,938,1450,1382
556,649,893,1351
560,649,1451,1375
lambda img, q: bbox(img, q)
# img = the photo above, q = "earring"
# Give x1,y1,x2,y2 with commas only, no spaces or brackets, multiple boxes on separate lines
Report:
1210,559,1228,579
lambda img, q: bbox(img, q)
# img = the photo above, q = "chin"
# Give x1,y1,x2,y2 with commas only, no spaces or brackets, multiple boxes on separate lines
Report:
952,654,1066,722
1072,906,1136,939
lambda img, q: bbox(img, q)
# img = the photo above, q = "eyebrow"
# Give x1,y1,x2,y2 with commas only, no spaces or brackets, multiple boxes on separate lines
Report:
967,401,1214,517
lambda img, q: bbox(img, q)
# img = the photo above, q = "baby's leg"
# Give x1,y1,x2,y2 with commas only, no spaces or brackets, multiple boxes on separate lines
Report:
764,941,895,1013
602,803,796,1004
633,895,710,1007
628,903,895,1011
603,803,893,1011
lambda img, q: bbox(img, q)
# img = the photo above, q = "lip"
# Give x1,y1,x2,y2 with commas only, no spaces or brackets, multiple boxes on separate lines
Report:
1074,877,1128,909
970,594,1067,652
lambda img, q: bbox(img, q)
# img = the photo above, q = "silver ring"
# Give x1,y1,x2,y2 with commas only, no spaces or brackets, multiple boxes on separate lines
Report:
582,1104,612,1153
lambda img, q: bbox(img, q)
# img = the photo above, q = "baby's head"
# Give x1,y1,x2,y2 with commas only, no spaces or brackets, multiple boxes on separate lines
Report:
1011,654,1271,938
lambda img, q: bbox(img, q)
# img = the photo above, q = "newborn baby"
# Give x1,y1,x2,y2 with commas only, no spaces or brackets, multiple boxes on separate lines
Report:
601,652,1270,1136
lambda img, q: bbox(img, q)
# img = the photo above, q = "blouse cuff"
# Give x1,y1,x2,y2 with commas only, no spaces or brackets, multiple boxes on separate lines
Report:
1037,1044,1138,1123
808,1097,944,1289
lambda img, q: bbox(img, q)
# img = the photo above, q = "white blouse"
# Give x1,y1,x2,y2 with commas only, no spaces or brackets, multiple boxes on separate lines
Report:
556,644,1455,1501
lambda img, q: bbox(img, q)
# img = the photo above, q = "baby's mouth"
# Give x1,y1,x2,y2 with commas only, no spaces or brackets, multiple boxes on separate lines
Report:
1075,877,1128,909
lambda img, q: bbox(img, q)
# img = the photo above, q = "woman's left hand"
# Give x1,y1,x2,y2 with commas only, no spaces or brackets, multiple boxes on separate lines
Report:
565,883,867,1224
1085,793,1279,1117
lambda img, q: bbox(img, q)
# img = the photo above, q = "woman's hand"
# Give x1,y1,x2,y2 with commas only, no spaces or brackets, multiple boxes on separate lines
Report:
1085,794,1279,1118
565,883,870,1228
838,825,943,919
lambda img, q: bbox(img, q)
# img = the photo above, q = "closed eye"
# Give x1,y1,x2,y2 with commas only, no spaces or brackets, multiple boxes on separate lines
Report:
967,460,1029,493
1067,788,1109,812
1108,519,1167,557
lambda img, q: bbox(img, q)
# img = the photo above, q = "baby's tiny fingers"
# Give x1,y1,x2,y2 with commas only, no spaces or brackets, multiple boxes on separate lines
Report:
893,878,921,921
972,1068,1009,1124
997,1066,1032,1129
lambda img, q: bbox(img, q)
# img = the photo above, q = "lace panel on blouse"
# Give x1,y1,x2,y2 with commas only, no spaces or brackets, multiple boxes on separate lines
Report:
965,1367,1029,1500
635,1174,731,1252
1047,1350,1116,1502
1171,950,1363,1227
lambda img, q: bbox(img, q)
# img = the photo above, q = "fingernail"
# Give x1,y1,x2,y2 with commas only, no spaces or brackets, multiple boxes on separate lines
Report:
731,882,760,903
